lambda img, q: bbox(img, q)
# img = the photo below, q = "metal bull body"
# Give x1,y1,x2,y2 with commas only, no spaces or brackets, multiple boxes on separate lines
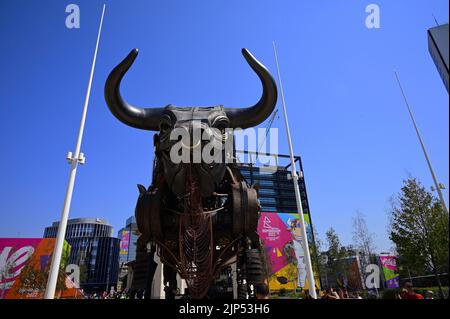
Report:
105,48,277,299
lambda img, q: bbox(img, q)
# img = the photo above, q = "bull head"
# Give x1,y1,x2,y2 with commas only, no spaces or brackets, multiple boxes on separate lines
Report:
105,48,277,197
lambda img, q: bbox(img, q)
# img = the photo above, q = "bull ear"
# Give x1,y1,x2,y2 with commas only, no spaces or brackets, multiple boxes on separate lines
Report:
137,184,147,195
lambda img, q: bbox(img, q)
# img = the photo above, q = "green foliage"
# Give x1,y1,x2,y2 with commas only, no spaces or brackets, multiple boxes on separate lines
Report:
389,178,449,298
19,263,48,291
19,261,66,293
324,227,349,282
310,225,325,282
389,178,449,276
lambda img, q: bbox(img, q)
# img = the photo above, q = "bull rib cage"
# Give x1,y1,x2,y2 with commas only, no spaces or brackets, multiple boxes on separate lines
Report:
178,166,215,299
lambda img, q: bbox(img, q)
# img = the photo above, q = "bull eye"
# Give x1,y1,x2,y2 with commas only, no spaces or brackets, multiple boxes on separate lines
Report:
211,116,229,132
160,122,170,131
159,116,172,132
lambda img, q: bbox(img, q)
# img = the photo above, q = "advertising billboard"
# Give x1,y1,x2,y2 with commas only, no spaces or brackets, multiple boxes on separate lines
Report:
336,257,364,290
257,212,320,292
0,238,81,299
379,256,400,289
119,230,130,255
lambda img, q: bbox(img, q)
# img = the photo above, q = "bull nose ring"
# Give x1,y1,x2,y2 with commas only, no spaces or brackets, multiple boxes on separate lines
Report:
180,127,201,150
181,139,201,150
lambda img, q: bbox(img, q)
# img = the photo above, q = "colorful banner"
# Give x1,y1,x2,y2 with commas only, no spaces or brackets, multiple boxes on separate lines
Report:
119,230,130,255
0,238,42,297
257,212,320,292
336,257,364,290
379,256,399,289
0,238,82,299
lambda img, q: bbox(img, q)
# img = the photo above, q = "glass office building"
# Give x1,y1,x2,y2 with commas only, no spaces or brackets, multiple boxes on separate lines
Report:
428,23,449,92
117,216,139,265
207,151,321,295
236,151,321,289
44,218,120,293
235,151,313,216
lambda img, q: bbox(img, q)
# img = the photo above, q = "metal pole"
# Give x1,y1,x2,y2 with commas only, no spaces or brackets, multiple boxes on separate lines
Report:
394,71,448,214
44,4,106,299
272,42,317,299
407,266,413,285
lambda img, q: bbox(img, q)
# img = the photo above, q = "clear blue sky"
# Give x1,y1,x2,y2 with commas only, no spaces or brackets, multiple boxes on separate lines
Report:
0,0,448,253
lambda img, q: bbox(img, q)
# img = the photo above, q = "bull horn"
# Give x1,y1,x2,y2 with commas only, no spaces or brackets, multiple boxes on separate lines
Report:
104,49,164,131
225,48,278,129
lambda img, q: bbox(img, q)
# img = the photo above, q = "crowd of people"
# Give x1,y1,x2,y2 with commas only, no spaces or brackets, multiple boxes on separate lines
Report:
83,282,436,299
256,281,436,300
319,288,364,299
85,290,137,299
317,282,435,299
396,282,434,299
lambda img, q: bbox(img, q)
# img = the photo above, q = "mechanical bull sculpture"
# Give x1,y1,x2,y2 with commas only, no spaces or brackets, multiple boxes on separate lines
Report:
105,48,277,299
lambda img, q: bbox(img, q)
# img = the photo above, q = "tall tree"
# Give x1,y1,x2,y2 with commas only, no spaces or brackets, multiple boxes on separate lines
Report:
389,178,449,298
324,227,348,287
352,211,376,256
352,211,376,268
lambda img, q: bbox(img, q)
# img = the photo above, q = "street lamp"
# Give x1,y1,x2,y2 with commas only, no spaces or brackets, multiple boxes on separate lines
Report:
272,42,317,299
44,4,106,299
394,70,448,215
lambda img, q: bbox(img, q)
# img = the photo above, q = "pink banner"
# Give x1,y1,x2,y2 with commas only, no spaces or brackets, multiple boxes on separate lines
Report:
379,256,399,289
0,238,45,297
379,256,397,271
120,231,130,255
257,213,293,273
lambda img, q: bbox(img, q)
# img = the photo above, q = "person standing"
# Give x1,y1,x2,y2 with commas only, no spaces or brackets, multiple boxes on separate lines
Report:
401,282,424,299
321,288,340,299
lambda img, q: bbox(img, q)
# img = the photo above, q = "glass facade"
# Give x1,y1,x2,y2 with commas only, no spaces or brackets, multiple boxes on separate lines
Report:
235,151,321,289
117,216,139,265
428,24,449,92
236,152,312,215
43,218,120,293
44,218,113,238
208,151,321,294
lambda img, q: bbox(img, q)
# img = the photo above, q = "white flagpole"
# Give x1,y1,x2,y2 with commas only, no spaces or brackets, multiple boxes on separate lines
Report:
272,42,317,299
44,4,106,299
394,70,448,215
